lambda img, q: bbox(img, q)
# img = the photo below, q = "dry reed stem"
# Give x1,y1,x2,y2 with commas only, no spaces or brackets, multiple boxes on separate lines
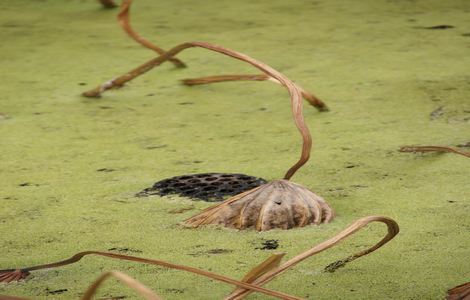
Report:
81,271,162,300
83,42,312,179
118,0,186,68
240,254,286,284
446,282,470,300
0,296,30,300
182,74,328,111
226,215,399,299
0,251,299,300
0,216,399,300
399,145,470,158
98,0,117,9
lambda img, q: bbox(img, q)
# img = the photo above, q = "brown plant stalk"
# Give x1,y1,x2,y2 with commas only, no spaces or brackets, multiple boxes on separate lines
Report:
0,272,164,300
0,296,30,300
0,251,299,300
84,42,312,179
0,216,398,299
446,282,470,300
399,145,470,158
81,271,163,300
227,215,399,299
117,0,186,68
182,74,328,111
89,0,327,111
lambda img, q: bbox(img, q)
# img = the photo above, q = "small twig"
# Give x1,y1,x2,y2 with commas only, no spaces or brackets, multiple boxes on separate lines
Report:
117,0,186,68
98,0,117,9
0,251,299,300
399,145,470,158
81,271,162,300
83,41,314,179
182,74,328,111
226,216,399,299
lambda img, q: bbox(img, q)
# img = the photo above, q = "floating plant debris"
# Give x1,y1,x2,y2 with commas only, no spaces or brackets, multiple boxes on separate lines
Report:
0,253,296,300
136,173,267,202
399,145,470,158
185,180,333,231
98,0,117,9
420,25,455,30
256,239,279,250
182,74,329,111
0,216,398,300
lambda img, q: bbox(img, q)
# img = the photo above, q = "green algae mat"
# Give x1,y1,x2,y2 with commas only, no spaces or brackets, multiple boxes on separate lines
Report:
1,0,469,299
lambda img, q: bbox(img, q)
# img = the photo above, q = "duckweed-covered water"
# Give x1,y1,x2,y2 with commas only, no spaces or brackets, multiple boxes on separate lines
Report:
1,0,469,299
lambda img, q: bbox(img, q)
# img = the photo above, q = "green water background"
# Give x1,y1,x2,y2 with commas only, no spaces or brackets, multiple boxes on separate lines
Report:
1,0,469,299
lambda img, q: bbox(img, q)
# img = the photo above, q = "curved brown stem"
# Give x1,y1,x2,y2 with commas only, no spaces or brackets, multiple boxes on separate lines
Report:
82,271,162,300
0,251,300,300
182,74,328,112
118,0,186,68
83,41,312,179
399,145,470,158
98,0,117,8
226,215,399,299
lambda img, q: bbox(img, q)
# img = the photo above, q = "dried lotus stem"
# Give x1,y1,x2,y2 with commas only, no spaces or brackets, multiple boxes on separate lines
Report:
99,0,117,8
399,145,470,158
446,282,470,300
0,295,30,300
226,215,399,300
182,74,328,111
118,0,186,68
83,41,312,179
182,74,269,85
82,271,162,300
0,251,300,300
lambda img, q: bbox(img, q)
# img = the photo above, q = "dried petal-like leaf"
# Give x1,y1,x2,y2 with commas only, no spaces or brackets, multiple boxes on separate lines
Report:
185,180,334,231
0,269,30,283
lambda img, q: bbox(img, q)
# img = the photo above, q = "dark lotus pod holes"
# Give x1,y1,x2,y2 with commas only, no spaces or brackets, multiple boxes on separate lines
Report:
136,173,267,202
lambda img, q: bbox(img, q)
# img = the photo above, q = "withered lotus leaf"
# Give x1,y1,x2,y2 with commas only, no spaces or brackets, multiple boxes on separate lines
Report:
185,180,334,231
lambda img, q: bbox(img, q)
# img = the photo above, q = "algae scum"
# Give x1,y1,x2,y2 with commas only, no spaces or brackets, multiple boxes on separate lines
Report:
1,0,469,299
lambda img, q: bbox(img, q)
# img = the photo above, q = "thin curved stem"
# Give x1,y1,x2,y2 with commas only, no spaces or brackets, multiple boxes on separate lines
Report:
83,41,312,179
118,0,186,68
399,145,470,158
226,215,399,299
182,74,328,111
81,271,162,300
0,251,300,300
